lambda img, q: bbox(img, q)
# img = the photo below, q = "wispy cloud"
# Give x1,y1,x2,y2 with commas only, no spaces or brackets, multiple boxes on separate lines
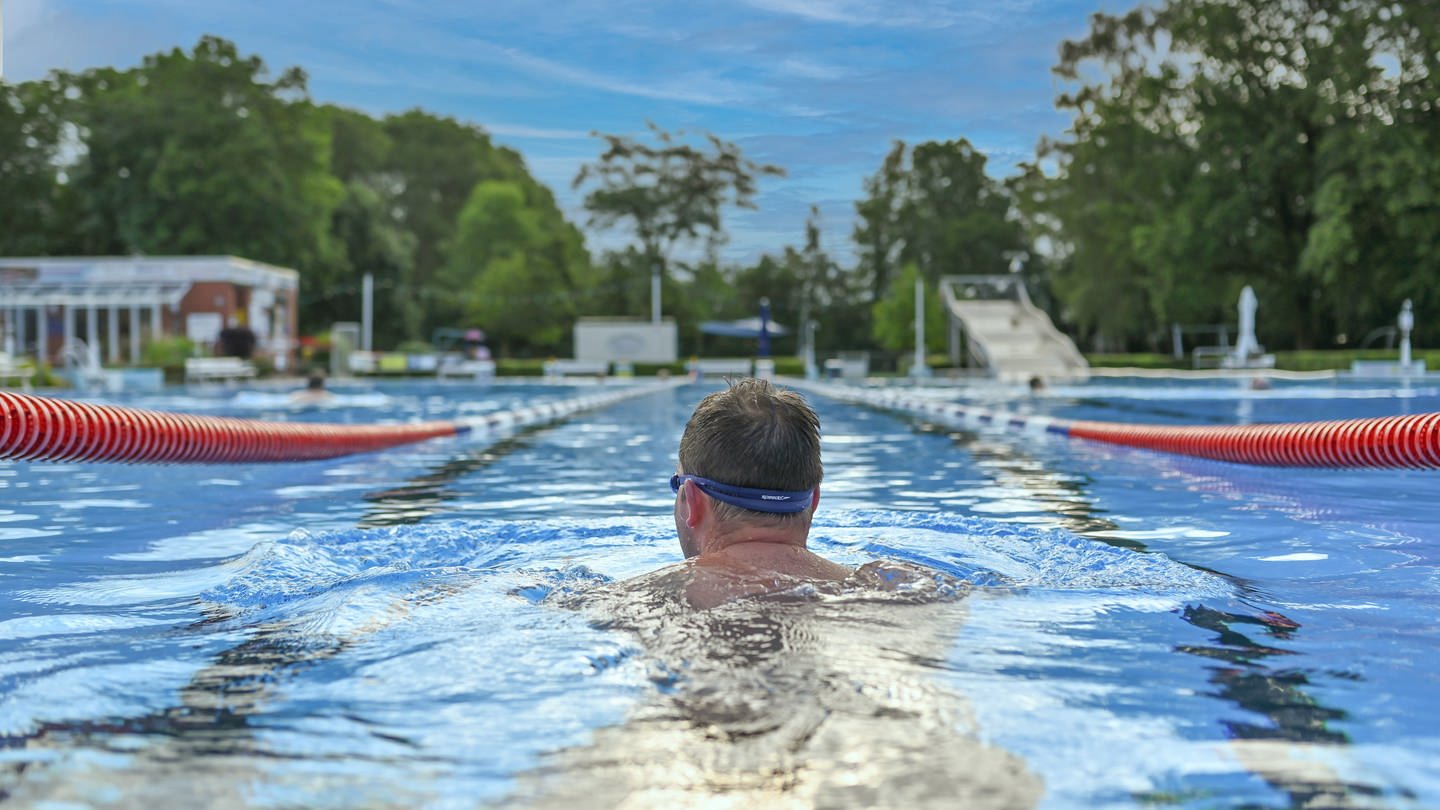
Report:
737,0,1034,29
8,0,1096,262
485,42,756,107
483,123,595,140
775,56,851,81
740,0,878,26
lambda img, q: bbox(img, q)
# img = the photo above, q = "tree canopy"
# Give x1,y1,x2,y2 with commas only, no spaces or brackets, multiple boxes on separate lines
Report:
4,10,1438,362
856,139,1025,349
1026,0,1440,350
573,122,785,283
2,37,587,355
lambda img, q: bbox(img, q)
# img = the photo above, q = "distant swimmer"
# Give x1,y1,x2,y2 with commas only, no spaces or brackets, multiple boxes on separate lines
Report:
290,371,334,404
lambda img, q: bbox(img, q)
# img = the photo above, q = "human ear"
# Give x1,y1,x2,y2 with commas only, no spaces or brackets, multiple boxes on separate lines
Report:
683,481,706,529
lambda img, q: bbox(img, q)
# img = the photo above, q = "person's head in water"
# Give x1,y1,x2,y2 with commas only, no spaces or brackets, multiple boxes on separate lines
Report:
672,378,822,559
292,369,332,403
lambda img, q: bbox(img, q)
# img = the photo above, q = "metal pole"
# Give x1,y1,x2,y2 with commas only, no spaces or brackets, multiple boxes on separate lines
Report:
107,305,120,364
64,306,75,361
804,320,818,380
86,302,98,361
130,304,142,365
361,273,374,352
1399,299,1414,371
912,277,931,377
650,264,661,324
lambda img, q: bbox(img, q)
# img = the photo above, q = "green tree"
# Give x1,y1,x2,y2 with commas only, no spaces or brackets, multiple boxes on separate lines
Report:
294,106,418,342
900,140,1023,282
1038,0,1440,350
2,37,596,352
585,247,658,319
853,142,907,309
572,122,785,314
379,111,525,339
794,205,855,355
854,138,1024,349
733,252,802,346
61,36,343,271
445,180,590,356
0,78,68,255
871,263,947,354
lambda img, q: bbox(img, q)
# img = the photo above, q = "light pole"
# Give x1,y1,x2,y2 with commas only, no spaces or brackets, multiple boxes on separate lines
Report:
361,273,374,352
911,276,931,378
804,319,818,380
1399,299,1414,373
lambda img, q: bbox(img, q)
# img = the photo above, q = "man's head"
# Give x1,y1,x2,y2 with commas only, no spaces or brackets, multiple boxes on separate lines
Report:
674,378,822,556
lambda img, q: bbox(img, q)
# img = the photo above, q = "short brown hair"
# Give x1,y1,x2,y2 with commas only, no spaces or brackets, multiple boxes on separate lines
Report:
678,378,822,522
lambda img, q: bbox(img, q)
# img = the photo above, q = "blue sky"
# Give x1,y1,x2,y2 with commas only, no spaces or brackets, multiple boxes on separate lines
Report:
5,0,1124,264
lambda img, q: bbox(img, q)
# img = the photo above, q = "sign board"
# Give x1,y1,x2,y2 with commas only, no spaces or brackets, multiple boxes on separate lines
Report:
574,318,677,364
185,312,224,345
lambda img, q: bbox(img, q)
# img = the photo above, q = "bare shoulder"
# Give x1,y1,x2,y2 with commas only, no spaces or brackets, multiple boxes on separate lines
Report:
588,555,965,614
850,559,970,596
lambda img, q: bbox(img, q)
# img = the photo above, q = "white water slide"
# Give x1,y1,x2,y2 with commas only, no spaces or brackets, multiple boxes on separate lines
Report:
940,275,1089,383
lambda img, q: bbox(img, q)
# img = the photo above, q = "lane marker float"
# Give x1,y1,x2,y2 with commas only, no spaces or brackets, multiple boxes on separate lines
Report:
0,382,677,464
788,379,1440,470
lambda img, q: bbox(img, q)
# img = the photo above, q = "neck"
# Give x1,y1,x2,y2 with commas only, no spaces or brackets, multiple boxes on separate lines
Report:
694,524,852,584
702,521,808,556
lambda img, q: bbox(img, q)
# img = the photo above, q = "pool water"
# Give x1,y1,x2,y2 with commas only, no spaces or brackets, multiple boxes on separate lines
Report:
1,377,1437,808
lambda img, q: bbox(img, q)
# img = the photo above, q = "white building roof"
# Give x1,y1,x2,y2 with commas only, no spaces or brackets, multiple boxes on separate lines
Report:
0,256,299,309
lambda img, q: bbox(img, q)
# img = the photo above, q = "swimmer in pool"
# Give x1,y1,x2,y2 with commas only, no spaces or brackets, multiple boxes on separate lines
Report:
667,377,940,608
668,378,850,607
289,370,334,404
510,383,1043,805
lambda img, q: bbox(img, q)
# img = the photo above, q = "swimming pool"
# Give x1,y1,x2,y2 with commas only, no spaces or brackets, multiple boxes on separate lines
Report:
1,376,1436,808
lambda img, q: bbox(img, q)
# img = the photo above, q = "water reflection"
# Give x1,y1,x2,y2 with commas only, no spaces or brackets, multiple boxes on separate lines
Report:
507,569,1043,809
359,431,540,527
0,424,561,803
926,421,1119,538
889,409,1387,807
1177,605,1394,809
0,622,347,805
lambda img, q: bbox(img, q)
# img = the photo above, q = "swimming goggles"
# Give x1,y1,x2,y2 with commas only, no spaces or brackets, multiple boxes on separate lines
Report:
670,473,813,514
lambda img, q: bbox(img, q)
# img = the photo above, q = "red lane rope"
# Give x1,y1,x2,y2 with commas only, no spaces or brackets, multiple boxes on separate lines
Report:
0,392,459,464
786,379,1440,470
1064,412,1440,469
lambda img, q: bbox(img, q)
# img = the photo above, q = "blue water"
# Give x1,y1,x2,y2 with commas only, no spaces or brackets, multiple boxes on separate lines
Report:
1,376,1437,808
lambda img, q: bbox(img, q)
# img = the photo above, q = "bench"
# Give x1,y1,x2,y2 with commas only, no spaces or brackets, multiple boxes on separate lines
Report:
185,356,258,382
543,359,609,377
823,355,870,380
438,357,497,379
